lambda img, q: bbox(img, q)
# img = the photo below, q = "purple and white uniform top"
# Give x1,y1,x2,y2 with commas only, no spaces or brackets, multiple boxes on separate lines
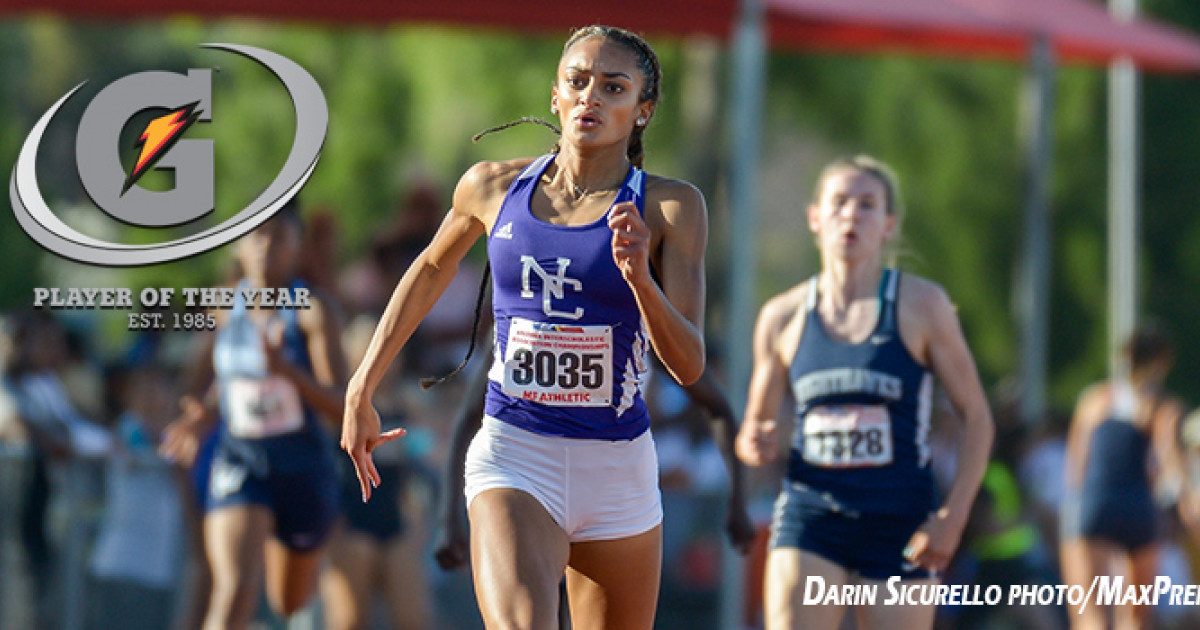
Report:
485,154,651,441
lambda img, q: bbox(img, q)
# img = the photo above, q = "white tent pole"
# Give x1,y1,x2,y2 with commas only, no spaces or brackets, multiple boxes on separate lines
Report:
720,0,765,628
1109,0,1139,378
1016,35,1056,426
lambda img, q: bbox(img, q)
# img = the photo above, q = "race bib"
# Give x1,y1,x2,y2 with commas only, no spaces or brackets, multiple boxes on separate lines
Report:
226,376,305,439
802,404,893,468
501,318,612,406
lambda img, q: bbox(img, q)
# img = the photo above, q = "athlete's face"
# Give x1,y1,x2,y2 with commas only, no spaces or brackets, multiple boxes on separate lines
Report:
552,37,654,150
809,168,896,261
237,216,300,285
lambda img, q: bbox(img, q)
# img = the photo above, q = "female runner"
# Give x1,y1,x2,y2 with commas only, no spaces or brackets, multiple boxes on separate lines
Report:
1061,323,1185,630
736,156,993,630
343,25,708,630
161,203,346,629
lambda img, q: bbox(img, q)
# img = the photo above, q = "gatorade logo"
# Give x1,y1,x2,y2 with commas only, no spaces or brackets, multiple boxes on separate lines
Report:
9,44,327,266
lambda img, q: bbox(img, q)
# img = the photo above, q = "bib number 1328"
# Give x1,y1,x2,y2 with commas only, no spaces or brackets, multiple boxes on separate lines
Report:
802,404,894,468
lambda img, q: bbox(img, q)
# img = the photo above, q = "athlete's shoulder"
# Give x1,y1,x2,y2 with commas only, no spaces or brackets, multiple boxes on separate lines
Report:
896,272,950,306
1074,380,1113,420
644,174,706,213
895,272,957,323
758,281,810,334
453,157,541,227
457,158,538,198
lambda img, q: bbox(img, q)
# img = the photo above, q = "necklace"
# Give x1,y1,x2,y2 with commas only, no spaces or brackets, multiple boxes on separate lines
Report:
570,181,620,200
552,168,624,201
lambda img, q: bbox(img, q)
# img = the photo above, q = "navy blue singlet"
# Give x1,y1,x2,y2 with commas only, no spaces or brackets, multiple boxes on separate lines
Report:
214,280,325,452
1076,383,1159,550
788,270,937,516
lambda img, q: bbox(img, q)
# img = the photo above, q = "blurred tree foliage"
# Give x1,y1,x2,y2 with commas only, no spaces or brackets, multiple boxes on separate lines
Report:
760,0,1200,412
2,7,1199,412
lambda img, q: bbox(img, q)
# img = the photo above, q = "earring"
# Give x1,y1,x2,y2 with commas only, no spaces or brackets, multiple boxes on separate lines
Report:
636,118,646,126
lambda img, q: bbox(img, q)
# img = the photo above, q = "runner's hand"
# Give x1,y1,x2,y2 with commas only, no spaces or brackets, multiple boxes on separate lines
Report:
1178,488,1200,540
609,201,652,286
433,512,471,571
159,395,214,467
903,508,963,575
725,495,758,555
736,419,778,466
341,391,405,502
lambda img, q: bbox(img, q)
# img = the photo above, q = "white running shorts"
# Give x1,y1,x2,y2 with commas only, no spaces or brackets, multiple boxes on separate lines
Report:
464,415,663,542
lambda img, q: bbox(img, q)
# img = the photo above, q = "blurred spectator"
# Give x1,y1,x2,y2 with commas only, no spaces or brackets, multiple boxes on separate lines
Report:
0,313,111,628
86,364,186,630
1019,411,1069,558
646,364,755,628
647,368,736,592
651,372,730,495
952,455,1063,629
300,207,343,296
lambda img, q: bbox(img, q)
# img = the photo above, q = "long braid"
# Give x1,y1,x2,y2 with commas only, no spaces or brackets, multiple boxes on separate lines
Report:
418,262,491,390
419,120,562,390
473,116,561,143
420,118,562,390
627,125,647,170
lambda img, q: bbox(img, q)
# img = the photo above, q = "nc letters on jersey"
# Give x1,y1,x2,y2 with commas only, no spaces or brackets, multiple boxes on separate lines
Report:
9,44,327,266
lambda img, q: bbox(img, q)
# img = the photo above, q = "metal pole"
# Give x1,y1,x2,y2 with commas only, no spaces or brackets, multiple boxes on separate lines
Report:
1109,0,1139,378
1016,36,1055,426
720,0,766,627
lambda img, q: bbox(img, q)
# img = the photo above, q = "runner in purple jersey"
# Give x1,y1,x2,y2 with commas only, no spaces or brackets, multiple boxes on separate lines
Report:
342,25,708,630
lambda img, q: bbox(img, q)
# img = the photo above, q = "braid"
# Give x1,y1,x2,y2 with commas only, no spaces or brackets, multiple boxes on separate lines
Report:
419,262,491,390
473,116,561,143
627,125,646,169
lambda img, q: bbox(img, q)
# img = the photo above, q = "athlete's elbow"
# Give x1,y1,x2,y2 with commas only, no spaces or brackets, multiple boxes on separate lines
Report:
967,408,995,449
674,354,706,387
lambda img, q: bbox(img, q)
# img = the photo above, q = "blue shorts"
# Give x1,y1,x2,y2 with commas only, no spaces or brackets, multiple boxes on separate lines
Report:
337,455,409,542
1064,493,1160,551
207,432,340,552
769,483,932,580
188,426,221,511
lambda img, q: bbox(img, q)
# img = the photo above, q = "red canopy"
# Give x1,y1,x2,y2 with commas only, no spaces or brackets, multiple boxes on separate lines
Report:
6,0,1200,72
0,0,736,39
764,0,1200,71
962,0,1200,71
765,0,1026,61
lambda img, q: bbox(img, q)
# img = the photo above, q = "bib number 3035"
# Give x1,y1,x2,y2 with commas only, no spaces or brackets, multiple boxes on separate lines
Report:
802,404,893,468
501,318,612,406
